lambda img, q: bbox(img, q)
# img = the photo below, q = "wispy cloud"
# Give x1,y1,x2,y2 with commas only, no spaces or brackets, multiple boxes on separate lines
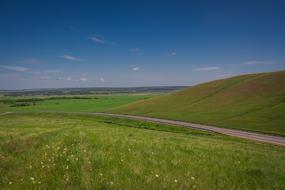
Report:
39,76,50,80
79,77,88,82
242,60,274,65
89,36,116,45
54,76,74,81
99,77,105,82
60,55,82,61
129,48,141,52
0,65,30,72
132,67,140,72
17,58,42,64
0,73,19,78
168,52,177,57
194,67,220,71
45,70,62,73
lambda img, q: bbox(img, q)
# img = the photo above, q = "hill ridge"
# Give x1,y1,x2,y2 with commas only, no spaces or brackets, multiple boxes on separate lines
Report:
111,70,285,136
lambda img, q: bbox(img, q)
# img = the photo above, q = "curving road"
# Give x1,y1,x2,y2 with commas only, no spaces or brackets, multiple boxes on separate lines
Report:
2,111,285,147
93,112,285,147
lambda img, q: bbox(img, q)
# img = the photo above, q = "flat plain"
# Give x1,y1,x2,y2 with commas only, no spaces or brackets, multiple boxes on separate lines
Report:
0,94,155,113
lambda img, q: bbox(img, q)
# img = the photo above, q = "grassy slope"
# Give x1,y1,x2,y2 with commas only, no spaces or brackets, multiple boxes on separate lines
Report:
0,113,285,189
0,94,155,113
111,71,285,136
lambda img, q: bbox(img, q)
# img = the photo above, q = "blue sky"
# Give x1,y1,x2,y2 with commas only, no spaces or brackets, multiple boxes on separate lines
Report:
0,0,285,89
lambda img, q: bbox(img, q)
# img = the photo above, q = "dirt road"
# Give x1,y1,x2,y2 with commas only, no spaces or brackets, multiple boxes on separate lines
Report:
93,112,285,147
0,112,13,116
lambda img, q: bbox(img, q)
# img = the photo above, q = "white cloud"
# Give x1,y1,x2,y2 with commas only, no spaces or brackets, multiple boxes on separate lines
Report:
132,67,140,71
0,73,19,78
194,67,220,71
0,65,30,72
89,36,116,45
99,77,105,82
129,48,141,52
89,36,105,43
45,70,62,73
60,55,81,61
54,76,75,81
79,77,88,82
168,52,177,57
39,76,50,80
18,58,42,64
242,60,274,65
56,77,64,81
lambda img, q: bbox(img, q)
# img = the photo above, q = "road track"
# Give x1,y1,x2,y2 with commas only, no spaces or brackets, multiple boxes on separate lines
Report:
92,112,285,147
2,111,285,147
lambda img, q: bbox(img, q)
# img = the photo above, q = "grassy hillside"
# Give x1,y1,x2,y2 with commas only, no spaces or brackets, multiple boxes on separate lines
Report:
111,71,285,136
1,113,285,189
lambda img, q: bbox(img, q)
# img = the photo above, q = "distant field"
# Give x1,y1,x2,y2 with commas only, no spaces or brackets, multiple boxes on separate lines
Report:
0,94,156,113
1,113,285,189
0,86,187,96
112,71,285,136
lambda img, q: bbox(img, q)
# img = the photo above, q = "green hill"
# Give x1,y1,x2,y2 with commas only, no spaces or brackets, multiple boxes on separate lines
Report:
111,71,285,136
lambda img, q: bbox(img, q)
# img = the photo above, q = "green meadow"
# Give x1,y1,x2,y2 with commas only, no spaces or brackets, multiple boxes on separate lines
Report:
1,113,285,190
0,72,284,189
0,94,155,113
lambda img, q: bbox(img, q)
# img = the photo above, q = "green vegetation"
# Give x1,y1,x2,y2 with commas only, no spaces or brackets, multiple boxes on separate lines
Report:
0,94,155,113
1,72,284,189
1,113,285,189
112,71,285,136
